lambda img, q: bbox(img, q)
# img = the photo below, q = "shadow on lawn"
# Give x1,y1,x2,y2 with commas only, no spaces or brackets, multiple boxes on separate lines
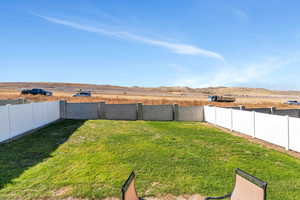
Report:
0,119,85,189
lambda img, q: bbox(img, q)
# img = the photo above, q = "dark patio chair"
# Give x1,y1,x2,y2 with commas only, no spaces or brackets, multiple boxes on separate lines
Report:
122,171,144,200
205,168,267,200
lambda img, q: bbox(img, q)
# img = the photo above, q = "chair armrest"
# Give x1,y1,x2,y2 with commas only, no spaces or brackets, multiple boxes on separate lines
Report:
204,193,232,200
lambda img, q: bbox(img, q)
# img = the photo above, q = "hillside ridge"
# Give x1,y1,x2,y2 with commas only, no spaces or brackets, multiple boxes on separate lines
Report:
1,82,299,96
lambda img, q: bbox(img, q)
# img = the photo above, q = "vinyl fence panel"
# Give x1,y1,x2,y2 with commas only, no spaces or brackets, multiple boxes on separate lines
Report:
47,101,60,122
254,112,287,148
41,102,49,125
142,105,173,121
215,107,232,129
204,106,215,123
0,101,60,143
105,104,137,120
288,117,300,152
232,109,254,136
9,104,34,137
177,106,203,121
33,102,48,128
203,106,300,153
66,103,99,119
33,103,41,128
0,106,10,142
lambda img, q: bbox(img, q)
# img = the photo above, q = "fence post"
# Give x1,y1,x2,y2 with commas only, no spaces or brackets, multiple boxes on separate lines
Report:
230,108,233,131
173,104,179,121
7,104,12,139
98,102,106,119
252,111,256,138
286,115,290,150
270,107,276,114
59,100,67,119
137,103,143,120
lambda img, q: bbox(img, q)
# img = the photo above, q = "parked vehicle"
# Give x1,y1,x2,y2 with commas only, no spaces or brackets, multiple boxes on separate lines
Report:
284,100,300,105
208,95,235,102
73,91,92,97
21,88,53,96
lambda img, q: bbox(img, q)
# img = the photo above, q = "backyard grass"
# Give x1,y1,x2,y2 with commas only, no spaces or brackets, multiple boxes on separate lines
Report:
0,120,300,200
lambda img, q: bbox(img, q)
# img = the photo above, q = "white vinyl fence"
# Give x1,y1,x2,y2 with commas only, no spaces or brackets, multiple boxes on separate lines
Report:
0,101,60,143
204,106,300,153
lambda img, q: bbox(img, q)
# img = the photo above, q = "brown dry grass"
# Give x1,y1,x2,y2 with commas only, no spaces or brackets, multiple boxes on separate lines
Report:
1,90,300,109
1,82,300,109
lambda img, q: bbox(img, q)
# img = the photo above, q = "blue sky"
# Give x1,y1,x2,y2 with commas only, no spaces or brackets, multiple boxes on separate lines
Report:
2,0,300,89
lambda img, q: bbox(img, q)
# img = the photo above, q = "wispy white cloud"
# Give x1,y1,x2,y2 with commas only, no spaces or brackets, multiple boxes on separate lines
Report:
35,14,224,60
174,56,296,88
231,8,249,21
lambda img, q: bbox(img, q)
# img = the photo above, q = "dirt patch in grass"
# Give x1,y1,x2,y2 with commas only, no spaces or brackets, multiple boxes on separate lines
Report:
54,186,73,197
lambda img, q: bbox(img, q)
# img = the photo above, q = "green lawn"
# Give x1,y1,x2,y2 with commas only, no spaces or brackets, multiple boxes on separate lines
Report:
0,120,300,200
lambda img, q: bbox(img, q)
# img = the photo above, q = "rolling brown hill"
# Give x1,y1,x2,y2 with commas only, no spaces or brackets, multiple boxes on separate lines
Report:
1,82,300,96
1,82,300,108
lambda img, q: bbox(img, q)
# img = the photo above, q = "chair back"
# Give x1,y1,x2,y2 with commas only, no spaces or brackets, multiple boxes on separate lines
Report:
122,171,140,200
231,169,267,200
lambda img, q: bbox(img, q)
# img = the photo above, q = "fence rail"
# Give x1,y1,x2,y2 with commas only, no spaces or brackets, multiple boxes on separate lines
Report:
204,106,300,153
0,101,60,143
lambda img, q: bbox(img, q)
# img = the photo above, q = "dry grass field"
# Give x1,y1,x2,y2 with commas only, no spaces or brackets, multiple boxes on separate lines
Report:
1,82,300,109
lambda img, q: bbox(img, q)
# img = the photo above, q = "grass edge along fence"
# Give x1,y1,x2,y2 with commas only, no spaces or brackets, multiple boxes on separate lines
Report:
203,105,300,153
